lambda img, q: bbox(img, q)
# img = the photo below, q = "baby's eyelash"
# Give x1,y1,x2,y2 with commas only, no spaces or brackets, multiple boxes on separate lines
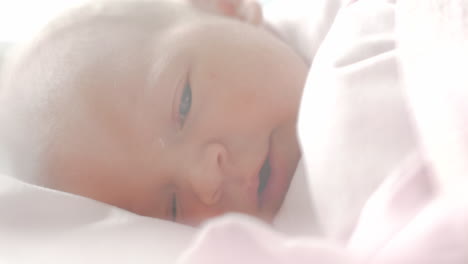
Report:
171,193,177,221
178,83,192,126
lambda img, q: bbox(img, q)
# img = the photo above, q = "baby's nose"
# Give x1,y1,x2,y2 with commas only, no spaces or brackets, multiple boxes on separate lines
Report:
189,143,226,205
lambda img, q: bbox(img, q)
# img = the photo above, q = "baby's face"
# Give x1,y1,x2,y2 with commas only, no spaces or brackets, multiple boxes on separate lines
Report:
41,1,308,226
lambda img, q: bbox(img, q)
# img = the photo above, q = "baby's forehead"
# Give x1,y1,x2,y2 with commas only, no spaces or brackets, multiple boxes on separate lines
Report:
15,0,197,91
26,0,196,59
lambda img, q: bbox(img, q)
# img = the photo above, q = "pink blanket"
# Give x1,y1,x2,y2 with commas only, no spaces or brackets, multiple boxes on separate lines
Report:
179,0,468,263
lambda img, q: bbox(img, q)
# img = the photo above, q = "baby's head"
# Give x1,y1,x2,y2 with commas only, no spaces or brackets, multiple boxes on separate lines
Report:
0,0,307,225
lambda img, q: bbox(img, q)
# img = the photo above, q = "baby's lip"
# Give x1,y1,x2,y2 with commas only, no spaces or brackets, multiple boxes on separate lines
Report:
257,157,271,197
255,134,277,216
244,136,271,215
256,149,271,207
256,128,298,222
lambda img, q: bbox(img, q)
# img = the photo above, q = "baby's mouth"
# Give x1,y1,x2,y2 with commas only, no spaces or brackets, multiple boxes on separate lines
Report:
257,157,271,197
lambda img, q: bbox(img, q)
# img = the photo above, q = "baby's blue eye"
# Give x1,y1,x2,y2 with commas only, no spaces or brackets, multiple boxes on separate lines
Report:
178,83,192,126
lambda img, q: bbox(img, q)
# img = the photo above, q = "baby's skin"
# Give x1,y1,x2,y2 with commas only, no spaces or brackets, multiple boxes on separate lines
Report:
0,0,307,226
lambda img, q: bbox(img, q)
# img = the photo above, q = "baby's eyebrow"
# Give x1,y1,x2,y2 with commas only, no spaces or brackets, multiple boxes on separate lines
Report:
146,55,169,93
159,137,166,148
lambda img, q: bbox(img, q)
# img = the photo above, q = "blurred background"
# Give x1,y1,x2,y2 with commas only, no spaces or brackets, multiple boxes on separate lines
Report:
0,0,84,42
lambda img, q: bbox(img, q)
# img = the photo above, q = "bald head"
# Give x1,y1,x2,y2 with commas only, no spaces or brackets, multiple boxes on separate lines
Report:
0,0,200,183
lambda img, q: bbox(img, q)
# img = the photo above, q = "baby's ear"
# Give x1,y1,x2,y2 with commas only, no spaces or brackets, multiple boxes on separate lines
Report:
189,0,263,26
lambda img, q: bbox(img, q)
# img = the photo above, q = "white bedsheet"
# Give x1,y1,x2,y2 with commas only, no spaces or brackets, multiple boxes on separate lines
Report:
0,174,195,263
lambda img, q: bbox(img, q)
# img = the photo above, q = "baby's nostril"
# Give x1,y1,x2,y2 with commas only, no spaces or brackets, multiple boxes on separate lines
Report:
215,145,227,168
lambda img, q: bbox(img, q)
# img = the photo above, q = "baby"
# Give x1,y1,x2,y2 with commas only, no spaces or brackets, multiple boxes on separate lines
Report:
0,0,307,226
